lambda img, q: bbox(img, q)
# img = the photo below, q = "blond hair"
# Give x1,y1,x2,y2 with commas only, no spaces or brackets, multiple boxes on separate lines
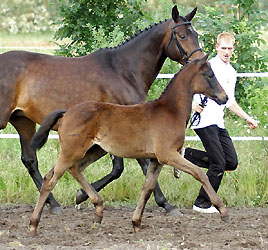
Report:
217,32,235,45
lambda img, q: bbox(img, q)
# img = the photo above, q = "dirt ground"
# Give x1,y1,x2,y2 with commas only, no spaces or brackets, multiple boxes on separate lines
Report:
0,204,267,250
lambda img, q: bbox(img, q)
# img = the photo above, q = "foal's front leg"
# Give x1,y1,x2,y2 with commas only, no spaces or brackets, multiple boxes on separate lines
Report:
137,158,181,216
132,159,163,232
161,151,229,222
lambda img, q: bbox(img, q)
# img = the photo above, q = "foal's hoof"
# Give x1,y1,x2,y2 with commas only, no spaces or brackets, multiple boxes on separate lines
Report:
94,215,103,224
76,189,89,205
49,206,64,215
221,215,230,223
29,226,37,237
132,222,141,233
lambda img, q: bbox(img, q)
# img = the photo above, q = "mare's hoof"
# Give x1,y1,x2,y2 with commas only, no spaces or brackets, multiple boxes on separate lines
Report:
49,206,64,215
76,189,88,205
165,207,182,216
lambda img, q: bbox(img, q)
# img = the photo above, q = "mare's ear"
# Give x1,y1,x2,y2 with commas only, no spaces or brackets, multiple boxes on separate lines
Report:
185,7,197,21
172,5,180,23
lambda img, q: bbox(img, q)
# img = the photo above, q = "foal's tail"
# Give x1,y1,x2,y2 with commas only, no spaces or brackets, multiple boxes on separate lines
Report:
31,110,66,151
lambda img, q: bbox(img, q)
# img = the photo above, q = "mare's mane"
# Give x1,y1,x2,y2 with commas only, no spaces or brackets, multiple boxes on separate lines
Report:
98,14,188,52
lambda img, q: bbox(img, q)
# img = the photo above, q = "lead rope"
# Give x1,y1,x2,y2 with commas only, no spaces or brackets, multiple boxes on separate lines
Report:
189,95,208,128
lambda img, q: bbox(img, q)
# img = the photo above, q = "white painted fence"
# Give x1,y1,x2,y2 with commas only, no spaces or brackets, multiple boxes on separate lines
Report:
0,58,267,141
0,134,267,141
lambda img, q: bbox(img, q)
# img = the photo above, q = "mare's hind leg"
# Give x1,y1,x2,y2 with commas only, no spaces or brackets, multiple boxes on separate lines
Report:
132,159,163,232
76,154,124,205
9,115,63,214
137,159,181,216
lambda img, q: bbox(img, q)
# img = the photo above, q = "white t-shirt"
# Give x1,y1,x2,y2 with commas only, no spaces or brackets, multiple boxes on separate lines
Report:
191,55,237,129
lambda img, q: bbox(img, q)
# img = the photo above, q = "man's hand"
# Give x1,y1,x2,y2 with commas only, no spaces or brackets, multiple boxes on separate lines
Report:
246,117,258,129
193,103,205,113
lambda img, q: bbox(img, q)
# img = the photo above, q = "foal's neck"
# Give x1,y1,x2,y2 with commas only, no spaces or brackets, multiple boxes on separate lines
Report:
158,66,195,119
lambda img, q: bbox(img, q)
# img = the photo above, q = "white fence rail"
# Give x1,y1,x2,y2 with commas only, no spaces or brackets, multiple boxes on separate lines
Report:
0,134,267,141
157,72,268,78
0,52,267,141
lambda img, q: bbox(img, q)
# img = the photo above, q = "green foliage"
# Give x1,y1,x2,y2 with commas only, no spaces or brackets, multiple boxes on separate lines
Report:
246,84,268,127
195,0,268,105
0,0,59,33
54,0,148,56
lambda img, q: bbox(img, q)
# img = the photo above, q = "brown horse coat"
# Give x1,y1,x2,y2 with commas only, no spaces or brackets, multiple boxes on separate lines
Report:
29,55,229,236
0,6,204,214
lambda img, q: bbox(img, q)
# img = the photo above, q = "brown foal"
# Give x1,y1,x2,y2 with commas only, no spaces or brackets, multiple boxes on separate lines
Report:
30,54,229,236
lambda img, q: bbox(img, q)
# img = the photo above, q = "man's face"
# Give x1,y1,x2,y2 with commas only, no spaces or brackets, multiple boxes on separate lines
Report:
216,39,235,64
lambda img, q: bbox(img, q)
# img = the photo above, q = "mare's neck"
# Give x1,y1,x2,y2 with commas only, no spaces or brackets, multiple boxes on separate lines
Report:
98,20,172,95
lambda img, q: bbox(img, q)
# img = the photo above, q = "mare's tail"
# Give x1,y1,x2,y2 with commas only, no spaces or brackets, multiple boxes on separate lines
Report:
31,110,66,151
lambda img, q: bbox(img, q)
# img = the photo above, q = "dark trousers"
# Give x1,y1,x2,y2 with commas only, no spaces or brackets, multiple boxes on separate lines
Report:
185,125,238,208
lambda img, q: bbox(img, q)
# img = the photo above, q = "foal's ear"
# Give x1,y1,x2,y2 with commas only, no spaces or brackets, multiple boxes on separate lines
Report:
185,7,197,21
172,5,180,23
201,53,210,63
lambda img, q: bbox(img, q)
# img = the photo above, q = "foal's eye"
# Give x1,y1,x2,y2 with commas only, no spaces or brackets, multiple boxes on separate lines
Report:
208,73,214,79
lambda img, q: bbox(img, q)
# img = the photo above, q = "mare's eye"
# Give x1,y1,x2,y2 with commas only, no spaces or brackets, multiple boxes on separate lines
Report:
179,34,186,40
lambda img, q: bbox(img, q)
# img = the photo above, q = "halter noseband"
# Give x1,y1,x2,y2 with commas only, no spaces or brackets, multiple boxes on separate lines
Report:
167,21,202,64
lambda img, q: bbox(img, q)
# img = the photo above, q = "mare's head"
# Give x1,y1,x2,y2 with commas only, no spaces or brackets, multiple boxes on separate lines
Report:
165,6,204,64
190,54,228,105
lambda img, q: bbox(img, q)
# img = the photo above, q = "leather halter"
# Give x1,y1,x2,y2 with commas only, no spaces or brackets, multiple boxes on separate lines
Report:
167,21,202,64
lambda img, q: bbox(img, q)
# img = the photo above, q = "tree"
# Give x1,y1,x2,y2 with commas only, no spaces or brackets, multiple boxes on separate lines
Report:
54,0,148,56
196,0,268,105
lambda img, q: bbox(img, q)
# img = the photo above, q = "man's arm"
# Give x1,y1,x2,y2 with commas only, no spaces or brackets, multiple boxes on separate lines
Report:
228,102,258,129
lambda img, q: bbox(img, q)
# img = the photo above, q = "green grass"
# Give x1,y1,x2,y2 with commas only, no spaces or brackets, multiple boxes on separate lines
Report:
0,32,267,209
0,121,267,208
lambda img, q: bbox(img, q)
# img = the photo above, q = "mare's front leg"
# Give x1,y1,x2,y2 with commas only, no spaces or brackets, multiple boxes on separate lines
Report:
137,159,181,216
10,115,63,215
132,159,163,232
159,151,229,222
76,152,124,205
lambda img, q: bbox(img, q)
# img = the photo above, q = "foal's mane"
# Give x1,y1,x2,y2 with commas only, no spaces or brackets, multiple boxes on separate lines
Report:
158,62,192,100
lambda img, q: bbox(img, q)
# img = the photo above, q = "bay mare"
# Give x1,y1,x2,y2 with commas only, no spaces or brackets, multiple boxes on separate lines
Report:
0,6,203,215
29,55,229,236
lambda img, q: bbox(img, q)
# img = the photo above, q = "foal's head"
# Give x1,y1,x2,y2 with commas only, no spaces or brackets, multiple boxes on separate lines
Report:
191,54,228,105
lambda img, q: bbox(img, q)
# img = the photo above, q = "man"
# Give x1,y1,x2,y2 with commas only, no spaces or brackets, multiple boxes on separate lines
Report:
174,32,258,213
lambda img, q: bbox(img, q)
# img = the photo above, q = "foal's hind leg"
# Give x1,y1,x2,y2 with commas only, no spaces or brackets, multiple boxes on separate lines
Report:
9,115,62,214
137,158,181,216
29,156,69,236
69,165,103,223
132,159,163,232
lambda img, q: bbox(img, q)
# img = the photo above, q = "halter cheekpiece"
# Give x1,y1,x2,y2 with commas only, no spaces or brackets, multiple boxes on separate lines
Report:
169,21,202,64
